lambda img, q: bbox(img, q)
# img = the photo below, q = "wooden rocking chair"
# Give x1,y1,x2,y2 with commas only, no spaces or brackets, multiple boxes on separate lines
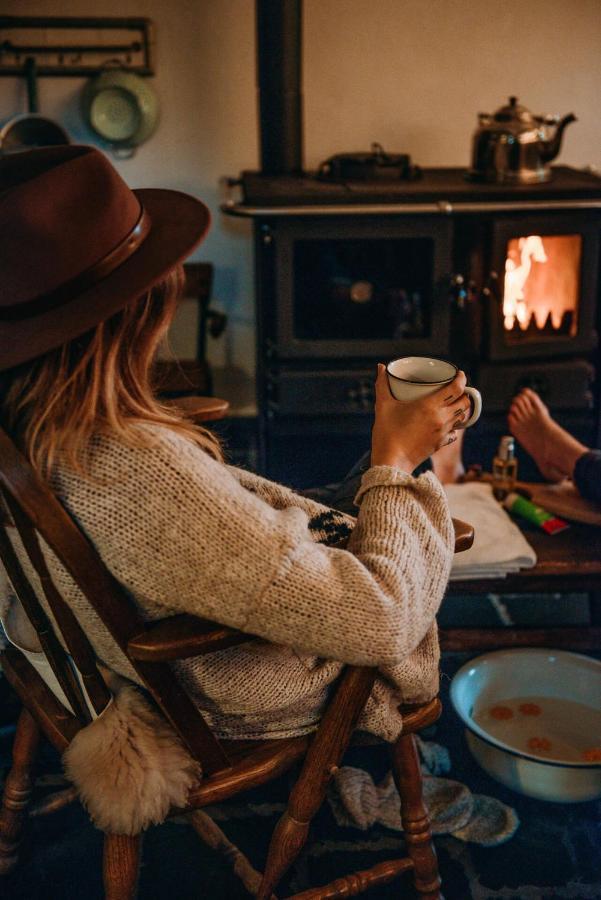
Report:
0,408,473,900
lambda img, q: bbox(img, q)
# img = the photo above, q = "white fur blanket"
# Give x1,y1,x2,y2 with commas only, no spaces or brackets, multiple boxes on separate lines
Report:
63,683,200,835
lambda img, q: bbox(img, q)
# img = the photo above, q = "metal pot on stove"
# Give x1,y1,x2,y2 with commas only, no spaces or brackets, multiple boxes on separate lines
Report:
468,96,576,184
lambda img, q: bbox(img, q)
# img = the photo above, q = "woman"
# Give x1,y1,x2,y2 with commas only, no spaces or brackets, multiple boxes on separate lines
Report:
0,145,471,743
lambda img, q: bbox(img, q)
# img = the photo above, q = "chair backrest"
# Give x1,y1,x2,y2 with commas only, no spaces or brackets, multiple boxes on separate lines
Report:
0,425,231,773
153,262,222,395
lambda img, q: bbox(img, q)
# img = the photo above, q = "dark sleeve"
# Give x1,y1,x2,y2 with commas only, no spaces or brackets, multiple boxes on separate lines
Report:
303,451,433,518
573,450,601,504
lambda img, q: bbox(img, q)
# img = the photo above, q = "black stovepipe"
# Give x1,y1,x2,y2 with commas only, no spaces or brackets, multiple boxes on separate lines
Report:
256,0,303,175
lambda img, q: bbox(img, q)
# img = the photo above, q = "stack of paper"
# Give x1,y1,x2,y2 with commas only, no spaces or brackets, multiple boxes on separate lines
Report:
445,482,537,580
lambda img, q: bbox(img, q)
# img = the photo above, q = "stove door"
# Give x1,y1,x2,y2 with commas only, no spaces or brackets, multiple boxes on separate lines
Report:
487,212,600,361
271,215,452,359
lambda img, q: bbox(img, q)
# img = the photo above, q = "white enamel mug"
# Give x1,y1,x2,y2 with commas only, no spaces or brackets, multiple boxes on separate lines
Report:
386,356,482,428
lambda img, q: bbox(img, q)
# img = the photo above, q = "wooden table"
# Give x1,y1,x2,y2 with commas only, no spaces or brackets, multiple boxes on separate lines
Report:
440,522,601,652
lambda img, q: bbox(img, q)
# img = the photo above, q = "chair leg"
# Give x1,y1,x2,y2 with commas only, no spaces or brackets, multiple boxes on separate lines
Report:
391,733,442,900
0,707,41,875
103,833,142,900
257,810,310,900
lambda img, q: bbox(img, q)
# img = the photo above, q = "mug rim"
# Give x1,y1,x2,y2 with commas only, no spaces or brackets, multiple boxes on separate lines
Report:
386,356,458,386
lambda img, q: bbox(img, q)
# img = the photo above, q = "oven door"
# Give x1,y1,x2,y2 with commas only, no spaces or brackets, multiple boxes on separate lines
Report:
487,211,600,361
272,215,453,359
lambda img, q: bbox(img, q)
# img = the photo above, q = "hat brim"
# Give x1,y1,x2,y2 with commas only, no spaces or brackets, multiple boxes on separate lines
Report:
0,188,210,372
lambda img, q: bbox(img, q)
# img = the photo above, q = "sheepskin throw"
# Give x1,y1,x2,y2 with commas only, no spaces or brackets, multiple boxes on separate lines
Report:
2,425,454,743
63,682,200,835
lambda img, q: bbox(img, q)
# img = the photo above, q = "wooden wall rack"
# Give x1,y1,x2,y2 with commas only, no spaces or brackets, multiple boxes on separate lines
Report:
0,16,155,77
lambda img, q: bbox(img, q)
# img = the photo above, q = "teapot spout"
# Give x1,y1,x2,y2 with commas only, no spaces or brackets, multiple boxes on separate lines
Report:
539,113,577,163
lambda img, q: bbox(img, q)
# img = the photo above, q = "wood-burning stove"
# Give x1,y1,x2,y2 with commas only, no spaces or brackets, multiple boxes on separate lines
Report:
224,168,601,487
222,0,601,487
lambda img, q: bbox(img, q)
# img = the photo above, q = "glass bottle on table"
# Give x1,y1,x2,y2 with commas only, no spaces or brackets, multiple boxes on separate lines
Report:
492,435,518,501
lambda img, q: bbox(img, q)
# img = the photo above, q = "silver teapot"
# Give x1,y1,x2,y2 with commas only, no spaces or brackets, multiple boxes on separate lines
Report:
468,96,576,184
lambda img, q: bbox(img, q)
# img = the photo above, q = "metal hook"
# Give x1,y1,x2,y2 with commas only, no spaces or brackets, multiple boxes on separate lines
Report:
24,56,38,114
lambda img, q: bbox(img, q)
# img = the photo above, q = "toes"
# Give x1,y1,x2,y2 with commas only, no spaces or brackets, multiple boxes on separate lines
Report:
523,393,535,412
526,388,548,415
507,413,521,433
511,396,529,420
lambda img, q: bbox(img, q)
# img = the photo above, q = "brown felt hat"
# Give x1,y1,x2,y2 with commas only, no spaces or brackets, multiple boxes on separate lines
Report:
0,144,211,372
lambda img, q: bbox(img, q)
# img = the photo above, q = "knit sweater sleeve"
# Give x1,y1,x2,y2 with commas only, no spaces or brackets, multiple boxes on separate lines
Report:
64,431,454,668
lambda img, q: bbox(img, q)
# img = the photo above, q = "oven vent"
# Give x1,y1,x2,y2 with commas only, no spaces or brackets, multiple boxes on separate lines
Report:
256,0,303,175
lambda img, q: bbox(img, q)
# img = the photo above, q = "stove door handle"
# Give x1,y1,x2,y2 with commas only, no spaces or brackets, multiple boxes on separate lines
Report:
482,270,500,303
448,272,475,311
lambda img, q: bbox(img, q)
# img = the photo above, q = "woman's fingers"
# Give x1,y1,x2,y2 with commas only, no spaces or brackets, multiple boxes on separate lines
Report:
448,394,472,425
442,370,467,405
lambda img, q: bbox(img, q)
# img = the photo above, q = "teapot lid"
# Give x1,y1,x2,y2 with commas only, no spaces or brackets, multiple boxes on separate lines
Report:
491,96,536,125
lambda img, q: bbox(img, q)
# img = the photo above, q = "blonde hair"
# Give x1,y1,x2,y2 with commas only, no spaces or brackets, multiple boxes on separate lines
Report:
0,265,223,477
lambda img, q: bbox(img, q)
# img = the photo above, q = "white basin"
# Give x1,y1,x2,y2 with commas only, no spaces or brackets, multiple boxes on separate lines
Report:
450,648,601,803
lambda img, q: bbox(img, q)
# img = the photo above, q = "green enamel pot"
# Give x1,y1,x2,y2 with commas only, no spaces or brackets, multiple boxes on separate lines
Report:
82,69,159,152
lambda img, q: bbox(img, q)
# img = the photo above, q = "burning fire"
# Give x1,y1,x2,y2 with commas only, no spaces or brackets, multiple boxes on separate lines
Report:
504,236,547,329
503,234,580,336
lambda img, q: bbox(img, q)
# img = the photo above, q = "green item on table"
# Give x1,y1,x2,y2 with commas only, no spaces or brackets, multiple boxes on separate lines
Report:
503,492,570,535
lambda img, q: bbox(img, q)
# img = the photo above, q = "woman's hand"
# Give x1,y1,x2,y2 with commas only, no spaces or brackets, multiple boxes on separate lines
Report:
370,364,471,473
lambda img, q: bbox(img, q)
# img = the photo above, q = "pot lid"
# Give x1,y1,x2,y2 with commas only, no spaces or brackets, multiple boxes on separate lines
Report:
492,96,536,125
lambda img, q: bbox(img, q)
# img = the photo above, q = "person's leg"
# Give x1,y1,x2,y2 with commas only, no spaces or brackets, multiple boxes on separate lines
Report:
304,450,433,517
508,388,589,483
300,450,373,509
318,450,372,515
431,429,465,484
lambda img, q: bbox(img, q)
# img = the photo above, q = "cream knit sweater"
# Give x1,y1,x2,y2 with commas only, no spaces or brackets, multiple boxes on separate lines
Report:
1,426,454,742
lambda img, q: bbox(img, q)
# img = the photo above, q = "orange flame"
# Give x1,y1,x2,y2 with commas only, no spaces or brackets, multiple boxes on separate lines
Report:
502,234,581,336
503,236,547,330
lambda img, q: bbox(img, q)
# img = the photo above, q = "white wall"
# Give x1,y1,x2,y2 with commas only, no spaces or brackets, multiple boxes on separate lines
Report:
2,0,600,382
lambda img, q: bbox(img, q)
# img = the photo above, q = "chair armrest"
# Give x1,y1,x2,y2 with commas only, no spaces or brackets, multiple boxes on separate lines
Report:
163,395,230,423
127,614,256,662
452,518,474,553
397,697,442,733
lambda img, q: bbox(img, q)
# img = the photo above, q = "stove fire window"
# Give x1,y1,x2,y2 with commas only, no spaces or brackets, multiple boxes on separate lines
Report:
503,234,581,341
487,213,598,361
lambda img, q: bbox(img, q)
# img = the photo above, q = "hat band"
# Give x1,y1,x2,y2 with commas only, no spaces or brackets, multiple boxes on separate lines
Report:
0,207,152,322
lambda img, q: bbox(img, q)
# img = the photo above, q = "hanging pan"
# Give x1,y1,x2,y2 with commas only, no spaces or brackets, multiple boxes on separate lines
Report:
81,64,159,159
0,57,70,154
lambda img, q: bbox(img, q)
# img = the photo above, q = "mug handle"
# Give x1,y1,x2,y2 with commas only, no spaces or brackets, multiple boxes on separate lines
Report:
461,387,482,428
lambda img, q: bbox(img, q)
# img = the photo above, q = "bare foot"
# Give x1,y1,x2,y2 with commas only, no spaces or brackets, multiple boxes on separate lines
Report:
508,388,588,482
432,429,465,484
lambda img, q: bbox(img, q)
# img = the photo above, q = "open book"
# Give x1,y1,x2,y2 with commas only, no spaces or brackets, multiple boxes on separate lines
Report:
444,482,537,580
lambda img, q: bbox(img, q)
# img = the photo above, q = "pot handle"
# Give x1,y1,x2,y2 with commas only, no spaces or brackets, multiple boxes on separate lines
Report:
111,144,136,160
24,57,38,115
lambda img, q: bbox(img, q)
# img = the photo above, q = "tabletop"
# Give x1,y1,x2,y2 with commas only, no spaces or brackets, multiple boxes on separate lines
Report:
442,520,601,653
